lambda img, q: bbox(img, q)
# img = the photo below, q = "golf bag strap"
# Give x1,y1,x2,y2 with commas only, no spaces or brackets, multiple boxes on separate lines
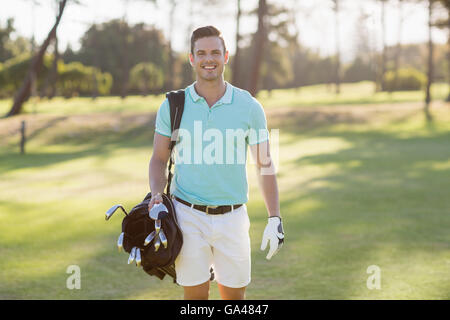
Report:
165,90,185,197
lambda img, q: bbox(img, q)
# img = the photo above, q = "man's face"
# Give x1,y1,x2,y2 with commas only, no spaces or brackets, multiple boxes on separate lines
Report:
190,36,229,82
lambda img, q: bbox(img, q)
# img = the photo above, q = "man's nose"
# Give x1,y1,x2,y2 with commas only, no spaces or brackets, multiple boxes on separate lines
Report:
203,53,216,61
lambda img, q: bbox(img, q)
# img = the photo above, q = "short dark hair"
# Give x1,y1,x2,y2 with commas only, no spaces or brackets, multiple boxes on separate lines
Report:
190,26,227,55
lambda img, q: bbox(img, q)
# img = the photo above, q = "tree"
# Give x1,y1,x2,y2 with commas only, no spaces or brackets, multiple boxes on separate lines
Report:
424,0,435,121
287,1,303,91
120,0,130,99
352,8,377,85
259,3,296,93
6,0,68,117
246,0,298,95
166,0,177,91
0,53,52,96
434,0,450,100
378,0,388,92
261,43,293,94
393,0,405,92
332,0,341,94
343,57,376,83
247,0,267,96
75,21,169,95
0,18,15,62
232,0,242,87
41,0,62,99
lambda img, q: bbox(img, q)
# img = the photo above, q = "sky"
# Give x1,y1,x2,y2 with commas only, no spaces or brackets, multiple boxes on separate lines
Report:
1,0,448,63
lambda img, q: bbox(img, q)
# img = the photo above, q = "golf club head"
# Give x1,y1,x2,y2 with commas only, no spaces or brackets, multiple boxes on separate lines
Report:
135,249,141,267
144,231,156,246
128,247,136,264
154,236,161,252
159,229,168,248
155,219,161,233
149,203,168,221
117,232,124,252
105,204,128,221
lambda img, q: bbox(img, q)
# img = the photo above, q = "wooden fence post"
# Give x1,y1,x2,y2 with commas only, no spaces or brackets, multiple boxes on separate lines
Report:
20,120,26,154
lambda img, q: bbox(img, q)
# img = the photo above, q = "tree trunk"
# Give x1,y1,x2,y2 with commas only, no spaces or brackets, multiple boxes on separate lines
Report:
232,0,242,87
167,0,176,91
247,0,267,96
49,33,59,99
334,0,341,95
425,0,433,120
143,68,149,97
6,0,67,117
92,25,99,100
120,22,129,99
92,69,98,100
446,9,450,102
379,0,387,92
393,0,403,92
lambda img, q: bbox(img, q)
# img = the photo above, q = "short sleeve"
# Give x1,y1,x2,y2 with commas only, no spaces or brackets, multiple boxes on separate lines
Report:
155,99,171,137
247,100,269,145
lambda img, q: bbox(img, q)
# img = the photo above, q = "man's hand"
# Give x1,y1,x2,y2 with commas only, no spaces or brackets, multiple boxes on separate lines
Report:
260,217,284,260
148,192,163,213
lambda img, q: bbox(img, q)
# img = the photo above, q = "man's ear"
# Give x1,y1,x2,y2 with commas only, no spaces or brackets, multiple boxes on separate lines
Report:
224,51,229,65
189,53,194,66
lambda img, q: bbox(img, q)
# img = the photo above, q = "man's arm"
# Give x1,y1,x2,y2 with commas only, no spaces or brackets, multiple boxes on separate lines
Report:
249,140,280,218
148,132,172,209
250,140,284,260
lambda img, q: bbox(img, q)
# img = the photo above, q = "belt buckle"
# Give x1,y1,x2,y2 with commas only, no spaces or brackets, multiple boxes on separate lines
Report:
206,205,218,214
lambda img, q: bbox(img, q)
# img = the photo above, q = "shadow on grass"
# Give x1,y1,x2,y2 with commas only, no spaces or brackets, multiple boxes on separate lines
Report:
262,118,450,299
0,114,156,173
0,197,182,300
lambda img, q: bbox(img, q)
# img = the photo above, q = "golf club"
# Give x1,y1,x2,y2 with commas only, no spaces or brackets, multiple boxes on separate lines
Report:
144,231,156,246
159,229,168,248
154,236,161,252
155,219,161,233
117,232,124,252
105,204,128,221
128,247,136,264
135,248,141,267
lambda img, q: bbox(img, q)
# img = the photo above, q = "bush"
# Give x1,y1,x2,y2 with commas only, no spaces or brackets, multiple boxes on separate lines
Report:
383,68,426,91
0,55,112,98
129,62,164,95
58,62,112,97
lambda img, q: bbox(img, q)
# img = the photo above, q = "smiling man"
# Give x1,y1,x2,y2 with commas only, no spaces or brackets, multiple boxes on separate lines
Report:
148,26,284,300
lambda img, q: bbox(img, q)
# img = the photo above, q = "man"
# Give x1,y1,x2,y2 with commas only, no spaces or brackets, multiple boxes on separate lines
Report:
148,26,283,300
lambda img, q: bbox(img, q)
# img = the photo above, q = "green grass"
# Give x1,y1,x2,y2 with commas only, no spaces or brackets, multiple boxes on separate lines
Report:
0,95,166,116
0,91,449,299
258,81,449,108
1,81,448,116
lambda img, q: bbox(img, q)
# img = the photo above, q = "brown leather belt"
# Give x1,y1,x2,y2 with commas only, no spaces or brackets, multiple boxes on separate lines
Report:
173,196,242,215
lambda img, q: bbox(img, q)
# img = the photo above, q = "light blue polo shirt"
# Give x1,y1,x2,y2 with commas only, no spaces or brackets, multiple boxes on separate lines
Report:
155,81,269,205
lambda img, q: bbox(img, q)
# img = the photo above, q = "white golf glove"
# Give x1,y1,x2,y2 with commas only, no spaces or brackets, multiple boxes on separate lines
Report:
260,216,284,260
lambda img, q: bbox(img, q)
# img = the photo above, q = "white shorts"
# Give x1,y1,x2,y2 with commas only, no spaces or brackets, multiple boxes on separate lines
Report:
173,198,251,288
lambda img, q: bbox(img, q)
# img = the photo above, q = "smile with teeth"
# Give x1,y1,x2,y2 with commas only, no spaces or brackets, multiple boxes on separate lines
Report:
202,65,217,70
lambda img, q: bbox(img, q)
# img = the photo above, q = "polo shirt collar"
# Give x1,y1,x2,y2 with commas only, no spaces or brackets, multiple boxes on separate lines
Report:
188,81,233,105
